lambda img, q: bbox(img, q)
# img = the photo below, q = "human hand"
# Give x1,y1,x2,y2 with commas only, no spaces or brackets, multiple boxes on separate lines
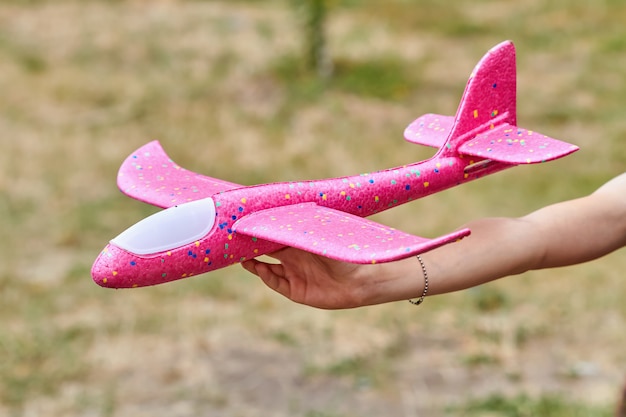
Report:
242,248,423,309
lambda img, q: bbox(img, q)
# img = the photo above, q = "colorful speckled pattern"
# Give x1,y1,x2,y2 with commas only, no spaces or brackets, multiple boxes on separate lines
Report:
92,41,579,289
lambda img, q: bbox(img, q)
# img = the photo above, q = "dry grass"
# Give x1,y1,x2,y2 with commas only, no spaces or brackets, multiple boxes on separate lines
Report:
1,0,625,416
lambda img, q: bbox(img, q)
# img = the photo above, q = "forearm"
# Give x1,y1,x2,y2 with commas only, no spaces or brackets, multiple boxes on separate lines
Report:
517,173,626,271
423,217,542,295
359,217,538,305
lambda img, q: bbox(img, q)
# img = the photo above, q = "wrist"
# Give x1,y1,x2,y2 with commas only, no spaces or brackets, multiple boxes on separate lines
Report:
358,257,426,306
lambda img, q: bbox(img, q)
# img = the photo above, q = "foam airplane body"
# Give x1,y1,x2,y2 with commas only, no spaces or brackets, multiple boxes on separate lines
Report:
92,41,578,289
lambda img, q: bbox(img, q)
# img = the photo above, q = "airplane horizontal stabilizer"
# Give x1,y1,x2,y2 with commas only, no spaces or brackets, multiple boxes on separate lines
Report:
403,113,454,148
117,141,243,208
233,203,470,263
457,123,579,164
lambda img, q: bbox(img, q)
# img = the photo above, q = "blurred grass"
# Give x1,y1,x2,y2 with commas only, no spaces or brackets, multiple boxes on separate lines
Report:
0,0,625,416
450,392,614,417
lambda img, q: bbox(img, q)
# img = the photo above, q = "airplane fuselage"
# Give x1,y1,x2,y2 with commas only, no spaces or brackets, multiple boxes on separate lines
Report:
94,152,505,288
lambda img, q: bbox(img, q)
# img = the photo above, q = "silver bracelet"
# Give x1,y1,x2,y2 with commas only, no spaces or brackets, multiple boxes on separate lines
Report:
409,255,428,306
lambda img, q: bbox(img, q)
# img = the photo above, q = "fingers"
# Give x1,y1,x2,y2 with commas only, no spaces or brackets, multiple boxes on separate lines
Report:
241,259,292,299
241,259,258,276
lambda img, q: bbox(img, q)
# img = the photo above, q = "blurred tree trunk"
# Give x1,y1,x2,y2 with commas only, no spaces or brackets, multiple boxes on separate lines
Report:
292,0,333,79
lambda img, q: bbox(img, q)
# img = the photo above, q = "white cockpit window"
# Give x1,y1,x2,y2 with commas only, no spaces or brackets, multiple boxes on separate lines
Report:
111,197,216,255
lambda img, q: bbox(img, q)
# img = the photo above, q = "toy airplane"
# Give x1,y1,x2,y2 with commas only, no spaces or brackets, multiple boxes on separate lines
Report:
92,41,578,288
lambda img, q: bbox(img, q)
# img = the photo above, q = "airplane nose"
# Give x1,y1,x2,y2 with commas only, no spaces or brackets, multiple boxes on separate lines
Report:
91,243,150,288
93,198,220,288
92,244,124,288
92,240,219,288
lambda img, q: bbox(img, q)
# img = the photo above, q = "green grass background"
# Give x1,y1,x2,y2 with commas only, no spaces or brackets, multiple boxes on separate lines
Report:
0,0,625,416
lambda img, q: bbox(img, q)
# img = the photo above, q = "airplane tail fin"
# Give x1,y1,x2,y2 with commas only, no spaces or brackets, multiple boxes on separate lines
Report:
404,41,578,164
444,40,517,153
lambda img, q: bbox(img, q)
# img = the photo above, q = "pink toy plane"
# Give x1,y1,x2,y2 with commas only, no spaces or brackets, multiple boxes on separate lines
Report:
92,41,578,289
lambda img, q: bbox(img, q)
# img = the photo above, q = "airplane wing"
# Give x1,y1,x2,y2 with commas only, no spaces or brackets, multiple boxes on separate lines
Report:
457,123,579,164
403,113,454,148
233,203,470,263
117,141,243,209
